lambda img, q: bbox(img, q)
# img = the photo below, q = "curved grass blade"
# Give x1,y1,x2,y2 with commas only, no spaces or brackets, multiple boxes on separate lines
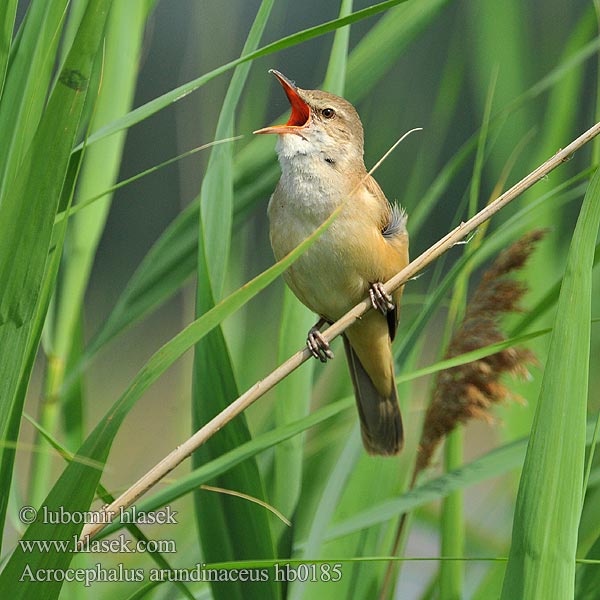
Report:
575,535,600,600
23,413,196,600
0,146,83,557
94,397,354,540
500,167,600,600
0,0,17,98
29,0,149,510
0,0,69,202
0,165,341,594
79,0,411,150
289,430,363,600
311,438,527,546
189,3,280,599
0,0,115,595
299,418,600,547
344,0,453,103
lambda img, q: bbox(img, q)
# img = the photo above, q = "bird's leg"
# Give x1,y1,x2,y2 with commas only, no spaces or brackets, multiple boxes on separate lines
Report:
369,282,395,315
307,317,334,363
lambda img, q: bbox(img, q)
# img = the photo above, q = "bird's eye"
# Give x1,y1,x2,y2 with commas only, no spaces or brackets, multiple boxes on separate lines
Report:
322,108,335,119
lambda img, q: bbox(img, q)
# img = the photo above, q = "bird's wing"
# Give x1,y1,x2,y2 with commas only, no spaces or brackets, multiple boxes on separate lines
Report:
362,176,409,340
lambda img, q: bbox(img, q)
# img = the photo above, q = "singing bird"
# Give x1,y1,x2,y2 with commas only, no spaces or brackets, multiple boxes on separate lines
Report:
254,70,409,455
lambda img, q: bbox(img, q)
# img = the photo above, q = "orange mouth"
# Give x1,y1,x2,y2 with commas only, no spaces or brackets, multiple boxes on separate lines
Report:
253,70,310,135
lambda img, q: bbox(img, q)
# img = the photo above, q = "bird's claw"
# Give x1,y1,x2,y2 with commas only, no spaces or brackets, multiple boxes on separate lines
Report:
369,282,395,315
307,327,334,363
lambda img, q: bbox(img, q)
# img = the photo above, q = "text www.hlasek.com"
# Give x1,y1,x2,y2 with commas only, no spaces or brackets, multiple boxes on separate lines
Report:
19,535,176,554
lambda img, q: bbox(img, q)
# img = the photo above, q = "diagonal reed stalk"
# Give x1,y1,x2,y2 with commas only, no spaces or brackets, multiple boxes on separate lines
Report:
79,119,600,544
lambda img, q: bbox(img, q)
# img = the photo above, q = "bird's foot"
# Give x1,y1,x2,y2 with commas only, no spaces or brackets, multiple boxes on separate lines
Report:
307,326,334,363
369,282,395,315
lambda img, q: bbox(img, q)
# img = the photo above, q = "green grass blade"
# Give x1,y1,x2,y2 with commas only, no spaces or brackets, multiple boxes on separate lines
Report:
0,0,110,557
80,0,410,151
52,0,147,368
30,0,149,509
94,397,354,540
289,431,363,600
23,413,197,600
578,484,600,558
500,168,600,599
81,199,198,355
0,0,17,98
0,0,114,593
513,240,599,336
438,70,497,600
311,420,600,547
344,0,453,102
0,0,69,201
308,439,527,546
0,149,82,557
500,9,597,449
575,534,600,599
190,3,280,598
272,289,315,549
322,0,353,93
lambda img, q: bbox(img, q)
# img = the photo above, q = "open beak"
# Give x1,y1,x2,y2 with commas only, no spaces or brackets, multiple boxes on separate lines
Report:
253,70,311,135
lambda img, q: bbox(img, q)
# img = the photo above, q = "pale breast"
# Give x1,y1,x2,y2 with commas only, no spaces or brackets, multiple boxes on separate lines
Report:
269,185,377,320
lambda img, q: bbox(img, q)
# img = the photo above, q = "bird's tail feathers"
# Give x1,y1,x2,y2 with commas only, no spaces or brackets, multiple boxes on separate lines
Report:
343,336,403,456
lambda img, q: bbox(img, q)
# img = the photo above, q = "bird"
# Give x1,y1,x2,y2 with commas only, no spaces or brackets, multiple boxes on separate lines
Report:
254,70,409,455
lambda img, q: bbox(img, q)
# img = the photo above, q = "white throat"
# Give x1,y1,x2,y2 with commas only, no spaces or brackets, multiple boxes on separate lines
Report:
274,133,345,216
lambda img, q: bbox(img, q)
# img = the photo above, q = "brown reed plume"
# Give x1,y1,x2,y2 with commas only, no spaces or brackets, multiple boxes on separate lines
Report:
414,228,547,476
380,229,547,600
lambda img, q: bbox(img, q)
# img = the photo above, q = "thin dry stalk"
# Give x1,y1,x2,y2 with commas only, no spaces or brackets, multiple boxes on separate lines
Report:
79,120,600,545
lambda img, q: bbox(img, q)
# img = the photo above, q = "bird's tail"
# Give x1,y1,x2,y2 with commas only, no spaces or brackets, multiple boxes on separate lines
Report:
342,335,403,456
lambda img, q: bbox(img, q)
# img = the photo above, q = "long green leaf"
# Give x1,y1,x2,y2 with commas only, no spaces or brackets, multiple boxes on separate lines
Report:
312,439,527,546
500,167,600,599
289,430,363,600
79,0,411,151
29,0,148,509
0,0,114,596
191,3,279,599
0,0,111,560
23,412,196,600
307,420,600,547
95,397,354,540
575,534,600,599
0,0,17,98
0,139,84,558
0,0,69,203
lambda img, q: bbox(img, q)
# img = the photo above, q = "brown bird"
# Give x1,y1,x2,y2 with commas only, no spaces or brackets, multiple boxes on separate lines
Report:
254,70,409,455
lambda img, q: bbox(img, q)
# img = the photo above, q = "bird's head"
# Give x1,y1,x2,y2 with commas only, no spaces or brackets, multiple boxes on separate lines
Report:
254,70,364,170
